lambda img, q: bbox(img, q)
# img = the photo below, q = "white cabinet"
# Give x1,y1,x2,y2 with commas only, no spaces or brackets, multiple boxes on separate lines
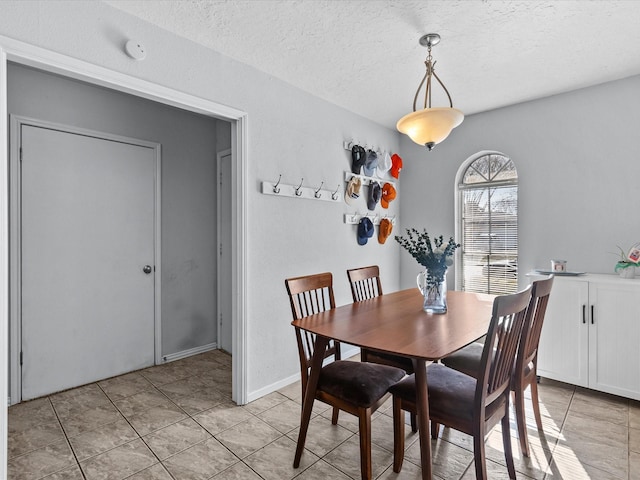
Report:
535,273,640,400
536,277,589,387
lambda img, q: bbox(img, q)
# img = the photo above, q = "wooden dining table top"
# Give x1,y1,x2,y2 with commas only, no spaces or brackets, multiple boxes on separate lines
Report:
291,289,495,360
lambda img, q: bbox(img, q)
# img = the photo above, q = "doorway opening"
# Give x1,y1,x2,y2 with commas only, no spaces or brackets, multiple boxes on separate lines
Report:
0,38,249,443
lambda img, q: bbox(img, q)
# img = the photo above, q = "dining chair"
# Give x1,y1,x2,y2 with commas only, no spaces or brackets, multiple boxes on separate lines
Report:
285,272,406,480
389,286,532,480
346,266,414,372
347,266,418,433
441,275,554,457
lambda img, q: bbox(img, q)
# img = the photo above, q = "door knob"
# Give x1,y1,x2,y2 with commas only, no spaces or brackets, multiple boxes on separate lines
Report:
143,265,153,274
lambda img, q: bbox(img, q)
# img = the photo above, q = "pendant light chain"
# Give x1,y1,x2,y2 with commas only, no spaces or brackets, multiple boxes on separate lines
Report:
425,45,433,110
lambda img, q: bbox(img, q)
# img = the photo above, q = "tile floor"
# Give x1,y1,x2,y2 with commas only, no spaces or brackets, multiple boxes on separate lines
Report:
7,349,640,479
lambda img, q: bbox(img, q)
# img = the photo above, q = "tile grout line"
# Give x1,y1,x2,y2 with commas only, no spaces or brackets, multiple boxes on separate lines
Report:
95,368,240,479
47,395,88,480
94,380,178,480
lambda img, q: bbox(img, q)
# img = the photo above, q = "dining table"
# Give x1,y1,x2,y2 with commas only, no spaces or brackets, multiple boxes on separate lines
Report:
291,288,495,480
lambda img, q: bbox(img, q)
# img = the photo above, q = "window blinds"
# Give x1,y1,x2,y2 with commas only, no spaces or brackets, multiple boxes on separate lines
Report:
461,185,518,295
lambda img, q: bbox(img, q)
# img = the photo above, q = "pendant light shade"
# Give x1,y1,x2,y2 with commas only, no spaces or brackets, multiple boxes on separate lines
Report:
397,34,464,151
397,107,464,149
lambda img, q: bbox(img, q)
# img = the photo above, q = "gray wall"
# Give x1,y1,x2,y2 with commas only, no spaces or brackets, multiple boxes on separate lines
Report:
398,75,640,289
0,1,401,398
8,63,224,357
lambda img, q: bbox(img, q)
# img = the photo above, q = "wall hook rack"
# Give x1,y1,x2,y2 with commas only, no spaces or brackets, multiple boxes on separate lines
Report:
261,177,342,203
343,213,396,226
344,171,395,186
343,140,387,158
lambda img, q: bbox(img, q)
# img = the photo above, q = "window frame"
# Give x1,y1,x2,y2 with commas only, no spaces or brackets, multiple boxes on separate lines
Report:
454,151,518,293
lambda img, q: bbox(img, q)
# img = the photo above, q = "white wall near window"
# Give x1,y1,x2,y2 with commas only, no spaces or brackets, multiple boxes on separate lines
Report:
398,74,640,289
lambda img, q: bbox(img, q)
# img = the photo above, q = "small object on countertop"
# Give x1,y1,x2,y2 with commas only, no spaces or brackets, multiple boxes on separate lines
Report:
551,260,567,272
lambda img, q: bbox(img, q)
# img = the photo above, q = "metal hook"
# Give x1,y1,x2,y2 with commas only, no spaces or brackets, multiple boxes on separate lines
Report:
295,178,304,196
331,184,340,201
273,174,282,194
314,181,324,199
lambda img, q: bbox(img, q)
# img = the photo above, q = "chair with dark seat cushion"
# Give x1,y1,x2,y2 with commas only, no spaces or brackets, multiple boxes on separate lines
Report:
346,266,414,373
347,266,417,433
286,272,406,480
390,286,532,480
442,275,554,457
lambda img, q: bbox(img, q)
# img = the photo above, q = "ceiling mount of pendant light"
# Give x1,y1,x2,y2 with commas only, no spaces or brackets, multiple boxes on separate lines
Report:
396,33,464,151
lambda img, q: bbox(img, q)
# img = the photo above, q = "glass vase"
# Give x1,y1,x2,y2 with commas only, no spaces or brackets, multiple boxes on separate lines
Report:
416,269,447,313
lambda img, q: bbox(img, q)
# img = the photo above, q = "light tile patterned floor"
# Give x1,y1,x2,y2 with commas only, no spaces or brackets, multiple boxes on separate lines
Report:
7,349,640,479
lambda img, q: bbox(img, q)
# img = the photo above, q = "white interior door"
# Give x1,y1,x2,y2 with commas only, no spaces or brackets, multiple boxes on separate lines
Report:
21,124,157,400
217,150,233,353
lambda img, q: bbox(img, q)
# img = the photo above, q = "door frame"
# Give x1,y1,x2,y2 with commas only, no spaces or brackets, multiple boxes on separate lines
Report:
216,148,232,354
0,34,250,473
10,116,163,403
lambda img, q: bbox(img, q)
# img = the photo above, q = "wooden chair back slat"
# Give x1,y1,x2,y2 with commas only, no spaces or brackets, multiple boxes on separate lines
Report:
478,286,531,407
522,276,554,368
347,266,382,302
285,272,340,395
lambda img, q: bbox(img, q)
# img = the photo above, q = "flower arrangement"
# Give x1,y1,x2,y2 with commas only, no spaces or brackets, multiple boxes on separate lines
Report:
395,228,460,285
614,244,640,274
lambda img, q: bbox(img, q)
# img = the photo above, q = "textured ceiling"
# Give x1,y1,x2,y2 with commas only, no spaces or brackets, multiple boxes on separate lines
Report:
104,0,640,128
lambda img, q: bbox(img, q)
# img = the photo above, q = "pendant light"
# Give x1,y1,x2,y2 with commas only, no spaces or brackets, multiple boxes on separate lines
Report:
396,34,464,151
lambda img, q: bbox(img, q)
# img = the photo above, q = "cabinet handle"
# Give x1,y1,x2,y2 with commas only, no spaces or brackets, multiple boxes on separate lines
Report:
591,305,594,324
582,305,586,324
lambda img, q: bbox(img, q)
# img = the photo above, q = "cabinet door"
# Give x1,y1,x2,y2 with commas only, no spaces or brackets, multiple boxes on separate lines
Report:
589,281,640,400
537,278,589,387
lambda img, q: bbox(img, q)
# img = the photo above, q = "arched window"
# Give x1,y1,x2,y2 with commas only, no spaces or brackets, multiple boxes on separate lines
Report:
455,152,518,294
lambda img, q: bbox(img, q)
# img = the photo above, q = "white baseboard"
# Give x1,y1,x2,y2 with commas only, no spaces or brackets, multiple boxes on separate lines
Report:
245,345,361,404
247,372,300,403
161,342,217,363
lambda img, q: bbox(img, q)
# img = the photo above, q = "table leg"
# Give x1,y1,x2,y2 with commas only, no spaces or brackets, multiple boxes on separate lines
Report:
294,335,329,468
412,358,432,479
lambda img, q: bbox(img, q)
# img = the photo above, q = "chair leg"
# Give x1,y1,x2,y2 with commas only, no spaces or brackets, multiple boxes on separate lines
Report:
513,386,530,457
501,411,517,479
331,407,339,425
294,336,328,468
473,425,488,480
530,376,544,431
430,421,440,439
358,408,372,480
410,412,418,433
392,396,405,473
